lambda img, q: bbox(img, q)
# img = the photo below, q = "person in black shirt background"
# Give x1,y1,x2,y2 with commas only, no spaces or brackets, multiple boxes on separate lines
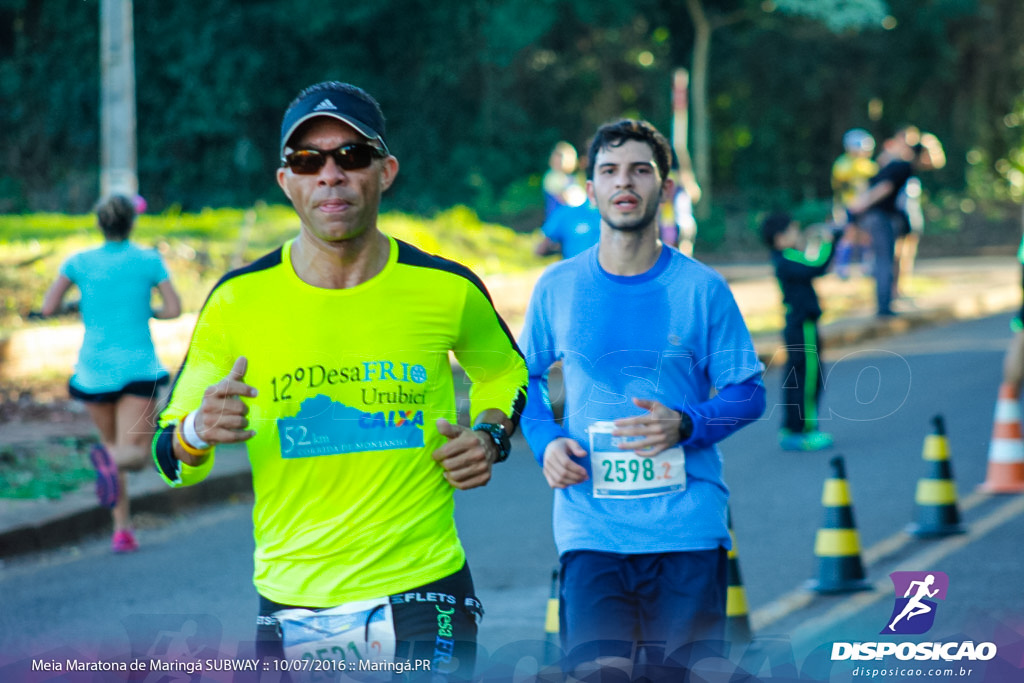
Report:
849,130,943,317
762,213,842,451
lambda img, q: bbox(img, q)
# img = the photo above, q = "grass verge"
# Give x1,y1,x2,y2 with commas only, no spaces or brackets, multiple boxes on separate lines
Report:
0,204,549,335
0,436,98,500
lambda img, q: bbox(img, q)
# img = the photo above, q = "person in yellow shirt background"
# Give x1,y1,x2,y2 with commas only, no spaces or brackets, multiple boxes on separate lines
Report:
831,128,878,279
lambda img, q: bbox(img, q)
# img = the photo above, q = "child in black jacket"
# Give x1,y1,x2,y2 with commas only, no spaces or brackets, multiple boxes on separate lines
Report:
762,212,842,451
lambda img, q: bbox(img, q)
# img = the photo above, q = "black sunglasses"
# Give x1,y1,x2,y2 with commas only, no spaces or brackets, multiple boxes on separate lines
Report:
281,143,388,174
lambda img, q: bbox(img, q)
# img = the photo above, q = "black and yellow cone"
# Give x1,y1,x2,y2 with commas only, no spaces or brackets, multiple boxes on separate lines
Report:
543,568,560,665
808,455,872,594
906,415,966,537
725,509,753,644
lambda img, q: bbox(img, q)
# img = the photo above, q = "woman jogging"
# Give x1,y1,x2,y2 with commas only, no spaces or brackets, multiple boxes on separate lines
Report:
42,195,181,553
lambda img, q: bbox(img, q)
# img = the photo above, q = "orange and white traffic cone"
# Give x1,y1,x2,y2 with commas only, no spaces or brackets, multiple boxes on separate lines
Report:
979,383,1024,494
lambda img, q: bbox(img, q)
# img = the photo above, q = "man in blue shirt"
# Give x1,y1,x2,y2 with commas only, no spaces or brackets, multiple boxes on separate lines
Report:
520,119,766,678
534,201,601,259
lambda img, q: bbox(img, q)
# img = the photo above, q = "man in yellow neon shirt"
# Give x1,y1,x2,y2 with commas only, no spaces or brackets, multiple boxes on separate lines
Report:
152,81,528,680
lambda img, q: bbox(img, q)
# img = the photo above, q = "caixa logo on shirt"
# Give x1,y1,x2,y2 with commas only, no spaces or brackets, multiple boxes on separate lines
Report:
358,410,425,429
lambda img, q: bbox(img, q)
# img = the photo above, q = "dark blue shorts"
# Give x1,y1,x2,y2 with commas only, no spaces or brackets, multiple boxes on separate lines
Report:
559,548,727,671
69,375,169,404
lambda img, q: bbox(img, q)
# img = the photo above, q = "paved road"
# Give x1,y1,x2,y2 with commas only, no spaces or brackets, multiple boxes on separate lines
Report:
2,313,1023,681
724,312,1024,680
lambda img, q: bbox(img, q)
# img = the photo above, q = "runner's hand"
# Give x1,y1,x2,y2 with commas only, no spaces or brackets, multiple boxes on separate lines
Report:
432,418,494,490
542,438,588,489
195,356,258,445
613,398,683,457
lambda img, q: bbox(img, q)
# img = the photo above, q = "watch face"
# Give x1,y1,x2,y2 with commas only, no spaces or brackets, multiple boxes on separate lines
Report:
475,423,510,461
493,425,507,443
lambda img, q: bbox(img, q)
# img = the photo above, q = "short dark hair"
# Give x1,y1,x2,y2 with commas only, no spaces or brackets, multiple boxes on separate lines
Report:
760,211,792,249
95,195,136,240
586,119,672,181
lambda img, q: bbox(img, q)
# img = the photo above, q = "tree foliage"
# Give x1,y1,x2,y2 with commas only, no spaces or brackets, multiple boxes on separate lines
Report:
1,0,1022,237
772,0,889,32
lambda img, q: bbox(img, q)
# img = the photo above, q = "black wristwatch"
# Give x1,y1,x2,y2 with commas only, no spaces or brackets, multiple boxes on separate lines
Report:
678,411,694,443
473,422,511,463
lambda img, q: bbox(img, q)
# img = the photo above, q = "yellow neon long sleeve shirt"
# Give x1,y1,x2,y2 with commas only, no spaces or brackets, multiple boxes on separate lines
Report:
154,236,527,606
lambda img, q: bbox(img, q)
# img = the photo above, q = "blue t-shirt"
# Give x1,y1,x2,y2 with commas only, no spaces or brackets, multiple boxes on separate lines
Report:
541,203,601,259
520,246,764,555
60,241,170,392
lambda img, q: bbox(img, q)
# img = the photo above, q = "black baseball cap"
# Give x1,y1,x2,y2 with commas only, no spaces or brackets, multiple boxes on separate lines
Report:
280,82,388,156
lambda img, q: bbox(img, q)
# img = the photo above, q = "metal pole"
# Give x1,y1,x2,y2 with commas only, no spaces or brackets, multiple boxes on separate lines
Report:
100,0,138,199
671,68,701,203
671,69,690,160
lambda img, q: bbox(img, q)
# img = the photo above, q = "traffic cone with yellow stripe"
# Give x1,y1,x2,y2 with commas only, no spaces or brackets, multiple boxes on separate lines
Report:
980,383,1024,493
808,455,872,593
725,508,753,644
543,568,560,665
907,415,965,537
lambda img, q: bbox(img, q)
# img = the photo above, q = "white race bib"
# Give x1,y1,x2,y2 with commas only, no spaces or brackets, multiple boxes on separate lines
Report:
275,598,396,670
588,421,686,499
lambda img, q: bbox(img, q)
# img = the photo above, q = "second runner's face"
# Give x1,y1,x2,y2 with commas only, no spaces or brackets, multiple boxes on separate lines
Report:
276,117,398,245
587,139,666,234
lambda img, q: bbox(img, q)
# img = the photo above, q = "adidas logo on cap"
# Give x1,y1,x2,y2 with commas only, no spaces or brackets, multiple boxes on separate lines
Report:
312,98,337,111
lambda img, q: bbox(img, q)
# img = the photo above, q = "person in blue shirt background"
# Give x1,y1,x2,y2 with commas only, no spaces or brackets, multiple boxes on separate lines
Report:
542,140,587,218
519,119,765,679
533,200,601,259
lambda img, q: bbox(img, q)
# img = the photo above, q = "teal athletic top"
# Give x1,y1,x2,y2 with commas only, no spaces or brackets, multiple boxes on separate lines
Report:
60,241,171,392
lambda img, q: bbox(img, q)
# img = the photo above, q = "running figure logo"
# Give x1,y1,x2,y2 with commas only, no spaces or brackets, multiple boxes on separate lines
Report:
882,571,949,635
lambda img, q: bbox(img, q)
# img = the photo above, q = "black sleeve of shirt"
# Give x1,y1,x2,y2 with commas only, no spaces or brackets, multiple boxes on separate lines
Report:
871,160,913,189
153,425,181,481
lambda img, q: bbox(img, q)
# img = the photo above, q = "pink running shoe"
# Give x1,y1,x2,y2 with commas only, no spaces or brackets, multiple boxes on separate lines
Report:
89,444,120,509
111,529,139,553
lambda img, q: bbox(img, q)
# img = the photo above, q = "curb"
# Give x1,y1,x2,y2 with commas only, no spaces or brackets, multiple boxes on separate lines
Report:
0,467,253,558
753,311,943,365
754,286,1019,365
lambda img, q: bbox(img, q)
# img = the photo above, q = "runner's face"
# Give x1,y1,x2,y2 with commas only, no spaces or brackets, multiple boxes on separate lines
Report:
587,139,667,234
276,118,398,244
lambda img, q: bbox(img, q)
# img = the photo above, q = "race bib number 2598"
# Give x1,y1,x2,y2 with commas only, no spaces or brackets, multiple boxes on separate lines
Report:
588,421,685,499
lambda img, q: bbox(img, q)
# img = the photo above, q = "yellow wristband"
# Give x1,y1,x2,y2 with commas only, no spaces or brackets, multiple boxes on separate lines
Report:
175,424,212,458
